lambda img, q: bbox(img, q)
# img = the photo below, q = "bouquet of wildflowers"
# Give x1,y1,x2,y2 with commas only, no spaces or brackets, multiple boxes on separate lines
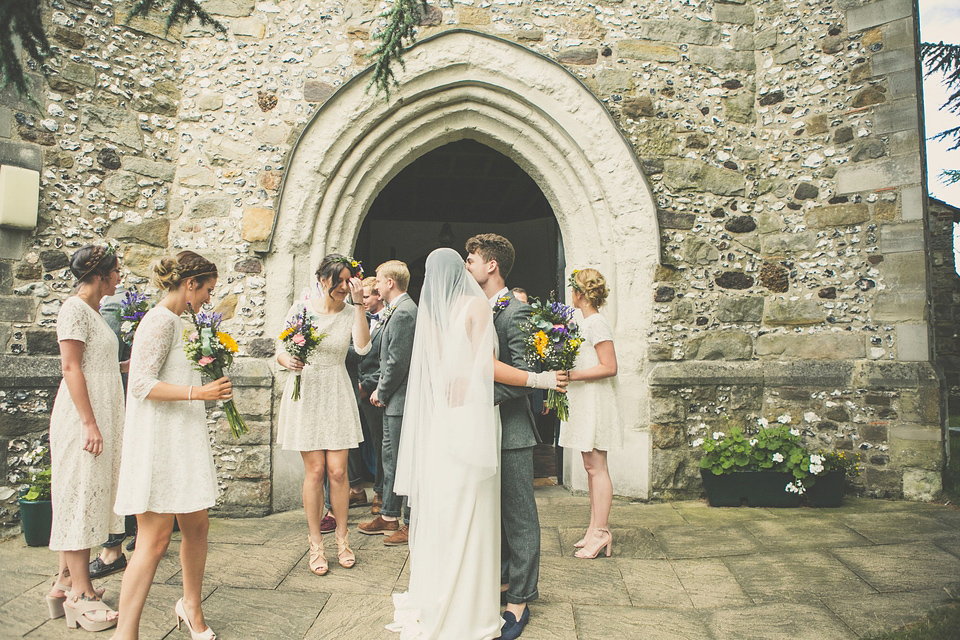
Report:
114,290,152,345
278,306,326,401
183,304,248,438
521,295,582,421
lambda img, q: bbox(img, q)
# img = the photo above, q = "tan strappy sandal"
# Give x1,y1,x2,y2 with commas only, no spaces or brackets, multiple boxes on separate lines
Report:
63,595,118,632
308,536,328,575
336,533,356,569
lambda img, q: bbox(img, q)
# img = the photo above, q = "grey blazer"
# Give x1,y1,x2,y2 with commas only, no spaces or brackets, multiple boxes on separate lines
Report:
493,293,539,451
375,294,418,417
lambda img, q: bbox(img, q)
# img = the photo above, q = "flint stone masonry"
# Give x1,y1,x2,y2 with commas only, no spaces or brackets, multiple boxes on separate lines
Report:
0,0,950,515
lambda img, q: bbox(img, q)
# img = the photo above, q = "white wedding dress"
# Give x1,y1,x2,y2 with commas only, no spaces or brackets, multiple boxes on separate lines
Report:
389,248,502,640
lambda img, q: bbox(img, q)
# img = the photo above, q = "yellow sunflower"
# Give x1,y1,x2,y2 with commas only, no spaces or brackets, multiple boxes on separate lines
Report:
534,330,549,357
218,331,239,353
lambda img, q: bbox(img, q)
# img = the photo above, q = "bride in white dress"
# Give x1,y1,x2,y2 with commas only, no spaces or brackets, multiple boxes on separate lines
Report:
389,248,565,640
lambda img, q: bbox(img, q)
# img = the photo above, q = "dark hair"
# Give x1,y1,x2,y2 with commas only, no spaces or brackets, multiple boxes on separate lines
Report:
315,254,361,297
465,233,515,278
152,250,218,291
70,244,118,283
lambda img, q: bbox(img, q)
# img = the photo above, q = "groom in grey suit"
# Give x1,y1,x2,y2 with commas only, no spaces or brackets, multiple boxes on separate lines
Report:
466,234,539,639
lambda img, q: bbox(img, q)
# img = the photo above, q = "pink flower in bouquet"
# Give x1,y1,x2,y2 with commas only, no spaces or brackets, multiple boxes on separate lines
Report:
190,332,199,341
292,333,306,346
198,355,214,366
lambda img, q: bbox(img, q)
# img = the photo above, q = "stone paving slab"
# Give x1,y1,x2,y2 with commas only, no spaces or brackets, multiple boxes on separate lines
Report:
2,489,958,639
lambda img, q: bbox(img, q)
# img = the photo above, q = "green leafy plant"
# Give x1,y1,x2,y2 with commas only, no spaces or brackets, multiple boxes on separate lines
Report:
367,0,429,98
23,467,51,502
695,417,861,494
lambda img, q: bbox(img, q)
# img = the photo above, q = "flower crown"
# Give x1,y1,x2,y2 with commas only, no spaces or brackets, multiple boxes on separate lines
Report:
76,244,116,281
568,269,583,293
333,255,364,279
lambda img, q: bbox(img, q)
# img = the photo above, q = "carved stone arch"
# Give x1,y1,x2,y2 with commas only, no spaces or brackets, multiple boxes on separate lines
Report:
267,30,659,500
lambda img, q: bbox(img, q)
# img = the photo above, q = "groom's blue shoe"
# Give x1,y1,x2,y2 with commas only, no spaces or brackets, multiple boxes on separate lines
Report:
500,606,530,640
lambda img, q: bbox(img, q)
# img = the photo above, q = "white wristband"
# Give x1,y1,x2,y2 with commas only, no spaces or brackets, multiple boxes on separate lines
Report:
188,386,193,401
525,371,557,390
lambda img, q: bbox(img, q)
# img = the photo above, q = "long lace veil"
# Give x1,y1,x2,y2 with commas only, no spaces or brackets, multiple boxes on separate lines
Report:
394,248,498,507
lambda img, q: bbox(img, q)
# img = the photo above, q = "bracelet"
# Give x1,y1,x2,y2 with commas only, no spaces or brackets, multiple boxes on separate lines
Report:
188,386,193,401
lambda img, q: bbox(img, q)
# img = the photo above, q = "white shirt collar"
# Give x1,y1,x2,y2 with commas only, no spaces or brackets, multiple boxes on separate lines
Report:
488,287,509,308
388,292,409,309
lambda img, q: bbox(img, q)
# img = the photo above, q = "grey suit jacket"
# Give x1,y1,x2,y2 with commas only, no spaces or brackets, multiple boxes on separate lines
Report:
375,294,418,417
493,293,539,450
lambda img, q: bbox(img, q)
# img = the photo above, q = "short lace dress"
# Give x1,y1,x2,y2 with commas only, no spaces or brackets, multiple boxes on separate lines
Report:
49,296,126,551
558,311,624,452
276,300,371,451
114,306,218,515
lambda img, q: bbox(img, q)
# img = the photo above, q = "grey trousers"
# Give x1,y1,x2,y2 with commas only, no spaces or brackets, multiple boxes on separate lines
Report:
380,414,409,522
359,398,385,495
501,446,540,604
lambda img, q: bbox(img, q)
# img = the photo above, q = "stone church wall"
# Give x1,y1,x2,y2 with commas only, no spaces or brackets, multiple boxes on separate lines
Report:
0,0,948,528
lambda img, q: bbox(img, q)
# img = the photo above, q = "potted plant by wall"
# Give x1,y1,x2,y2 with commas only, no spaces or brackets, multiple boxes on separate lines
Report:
695,417,859,508
19,466,53,547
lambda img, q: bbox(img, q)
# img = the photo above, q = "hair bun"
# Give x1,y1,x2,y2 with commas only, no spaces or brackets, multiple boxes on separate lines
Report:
152,256,182,290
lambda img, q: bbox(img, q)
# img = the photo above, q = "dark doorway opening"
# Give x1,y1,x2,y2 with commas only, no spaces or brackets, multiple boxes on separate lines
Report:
355,139,563,478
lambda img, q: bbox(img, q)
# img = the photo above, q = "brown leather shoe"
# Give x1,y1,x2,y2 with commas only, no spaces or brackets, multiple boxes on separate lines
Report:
349,487,369,507
358,516,399,535
383,524,409,547
371,493,382,515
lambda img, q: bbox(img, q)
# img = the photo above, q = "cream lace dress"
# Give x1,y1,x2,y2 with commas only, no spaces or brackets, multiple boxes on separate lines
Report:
276,300,370,451
114,306,218,515
559,311,624,452
49,297,125,551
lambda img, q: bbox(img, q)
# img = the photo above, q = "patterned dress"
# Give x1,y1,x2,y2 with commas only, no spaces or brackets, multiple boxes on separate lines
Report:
276,300,371,451
114,306,219,515
49,296,125,550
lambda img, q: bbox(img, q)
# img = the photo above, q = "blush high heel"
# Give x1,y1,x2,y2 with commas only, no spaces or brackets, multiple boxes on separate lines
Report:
574,527,612,559
46,579,106,619
175,598,216,640
63,595,118,632
336,532,356,569
308,536,329,575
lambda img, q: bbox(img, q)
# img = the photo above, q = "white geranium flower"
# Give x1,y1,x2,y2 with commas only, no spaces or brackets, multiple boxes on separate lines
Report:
772,452,784,463
712,431,724,440
790,428,800,436
691,438,704,448
785,481,806,495
810,454,824,465
120,321,133,334
749,438,758,447
777,414,792,424
809,463,824,475
757,417,769,428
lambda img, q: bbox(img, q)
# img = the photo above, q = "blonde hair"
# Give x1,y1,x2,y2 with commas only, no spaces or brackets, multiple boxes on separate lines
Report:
362,276,378,293
573,268,609,309
152,251,218,291
377,260,410,292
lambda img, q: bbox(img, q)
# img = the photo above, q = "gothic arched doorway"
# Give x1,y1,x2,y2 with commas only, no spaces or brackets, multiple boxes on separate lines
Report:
265,30,660,508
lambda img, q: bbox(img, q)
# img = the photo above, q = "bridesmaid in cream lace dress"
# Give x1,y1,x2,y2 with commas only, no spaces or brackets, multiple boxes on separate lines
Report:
276,254,370,576
46,245,125,632
111,251,232,640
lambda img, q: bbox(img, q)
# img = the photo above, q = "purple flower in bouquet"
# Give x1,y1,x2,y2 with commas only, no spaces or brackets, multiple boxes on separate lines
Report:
113,290,152,345
521,293,582,421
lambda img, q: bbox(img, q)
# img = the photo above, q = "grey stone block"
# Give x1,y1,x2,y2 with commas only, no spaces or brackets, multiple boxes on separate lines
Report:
871,49,916,77
852,361,921,388
684,330,753,361
188,195,231,218
715,4,754,25
896,323,929,362
0,296,36,322
663,159,745,196
874,291,927,322
847,0,912,33
107,218,170,248
763,300,826,326
835,155,921,194
648,361,764,386
688,47,756,72
717,296,764,322
82,104,144,151
202,0,256,17
121,157,176,181
618,40,680,62
229,357,274,387
886,69,919,100
900,185,923,221
755,27,777,50
886,129,921,157
762,361,854,387
761,231,817,255
0,72,43,114
756,333,865,359
60,61,97,88
882,17,916,51
0,228,28,261
0,140,43,172
0,355,61,387
879,251,926,289
806,203,869,228
637,19,722,46
880,222,924,253
873,98,920,135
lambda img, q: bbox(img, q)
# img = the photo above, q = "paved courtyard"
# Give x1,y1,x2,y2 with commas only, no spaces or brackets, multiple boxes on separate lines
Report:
2,484,960,639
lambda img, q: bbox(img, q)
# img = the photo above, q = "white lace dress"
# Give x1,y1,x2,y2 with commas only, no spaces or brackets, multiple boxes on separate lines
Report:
276,300,370,451
49,297,125,551
114,306,219,515
559,311,624,452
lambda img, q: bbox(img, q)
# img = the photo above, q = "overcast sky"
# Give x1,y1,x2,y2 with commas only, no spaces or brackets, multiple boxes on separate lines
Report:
919,0,960,208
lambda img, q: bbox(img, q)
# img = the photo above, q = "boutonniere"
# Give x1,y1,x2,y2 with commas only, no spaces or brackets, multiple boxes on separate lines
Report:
378,304,396,326
493,296,510,315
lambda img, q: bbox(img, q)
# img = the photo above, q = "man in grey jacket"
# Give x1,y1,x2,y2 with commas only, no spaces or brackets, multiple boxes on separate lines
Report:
465,234,539,640
358,260,417,546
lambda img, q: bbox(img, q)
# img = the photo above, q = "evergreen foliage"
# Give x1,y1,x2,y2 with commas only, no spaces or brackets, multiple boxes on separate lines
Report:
126,0,226,35
0,0,52,95
368,0,428,99
922,41,960,184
